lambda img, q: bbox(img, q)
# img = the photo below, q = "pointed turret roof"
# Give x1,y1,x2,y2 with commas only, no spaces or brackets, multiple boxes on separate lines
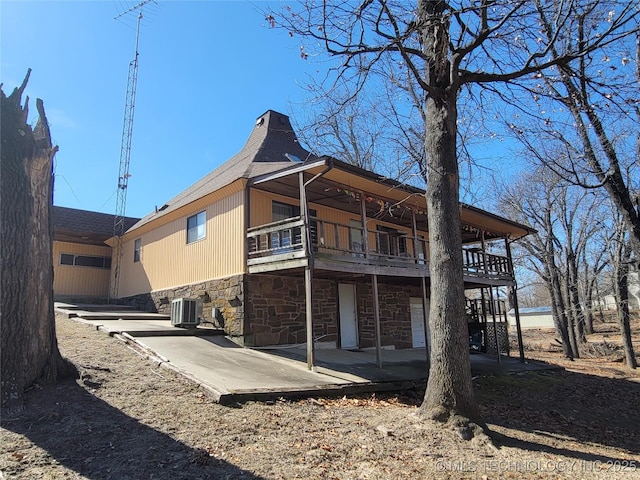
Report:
129,110,315,231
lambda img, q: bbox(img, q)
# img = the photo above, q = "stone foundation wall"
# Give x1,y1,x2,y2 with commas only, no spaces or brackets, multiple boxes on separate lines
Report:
119,274,245,339
244,274,337,346
355,282,424,349
120,273,490,352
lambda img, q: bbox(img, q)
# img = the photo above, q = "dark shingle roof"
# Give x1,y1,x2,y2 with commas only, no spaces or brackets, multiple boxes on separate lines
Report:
124,109,535,241
129,110,315,231
53,206,139,245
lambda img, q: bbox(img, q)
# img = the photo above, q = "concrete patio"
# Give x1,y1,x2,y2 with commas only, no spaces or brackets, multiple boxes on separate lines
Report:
55,303,562,405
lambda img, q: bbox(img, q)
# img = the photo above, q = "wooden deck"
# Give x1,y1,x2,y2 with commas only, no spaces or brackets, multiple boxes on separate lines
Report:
247,217,514,285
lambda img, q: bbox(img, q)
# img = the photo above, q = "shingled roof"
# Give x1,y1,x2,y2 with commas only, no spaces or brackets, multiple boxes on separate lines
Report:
53,206,139,245
129,110,315,231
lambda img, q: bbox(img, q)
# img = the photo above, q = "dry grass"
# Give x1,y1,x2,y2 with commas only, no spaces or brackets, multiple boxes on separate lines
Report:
1,315,639,479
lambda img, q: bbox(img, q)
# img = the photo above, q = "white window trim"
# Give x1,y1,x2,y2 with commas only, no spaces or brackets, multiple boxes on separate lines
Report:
133,238,141,262
187,211,206,244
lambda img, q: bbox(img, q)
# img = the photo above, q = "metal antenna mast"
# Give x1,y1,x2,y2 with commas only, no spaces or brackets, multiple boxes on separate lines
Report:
111,0,155,300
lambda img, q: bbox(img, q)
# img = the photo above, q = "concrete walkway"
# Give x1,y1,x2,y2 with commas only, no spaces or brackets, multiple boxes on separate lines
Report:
55,303,561,404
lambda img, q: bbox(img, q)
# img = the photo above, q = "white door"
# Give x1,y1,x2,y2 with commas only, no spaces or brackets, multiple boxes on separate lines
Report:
410,297,430,348
339,283,358,349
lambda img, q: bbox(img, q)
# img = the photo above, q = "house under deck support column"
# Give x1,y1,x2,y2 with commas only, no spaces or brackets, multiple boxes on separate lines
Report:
305,264,314,370
421,276,431,368
299,164,332,371
371,273,383,369
360,193,383,369
482,229,501,363
505,238,526,362
487,285,502,363
413,210,430,367
359,190,370,255
299,171,315,371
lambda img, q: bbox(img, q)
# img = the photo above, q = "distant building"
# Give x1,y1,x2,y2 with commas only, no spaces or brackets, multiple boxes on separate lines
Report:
597,264,640,311
53,206,139,301
507,306,555,329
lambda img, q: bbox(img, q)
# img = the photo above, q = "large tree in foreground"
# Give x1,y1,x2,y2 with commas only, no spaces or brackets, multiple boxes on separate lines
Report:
1,71,77,414
268,1,639,434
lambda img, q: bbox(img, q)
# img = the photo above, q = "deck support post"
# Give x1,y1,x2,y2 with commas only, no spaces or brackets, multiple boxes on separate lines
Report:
413,211,430,367
479,287,488,352
421,276,430,368
359,193,369,256
371,273,383,369
487,285,501,363
300,172,315,371
505,239,525,362
480,230,501,363
305,265,314,370
411,210,419,265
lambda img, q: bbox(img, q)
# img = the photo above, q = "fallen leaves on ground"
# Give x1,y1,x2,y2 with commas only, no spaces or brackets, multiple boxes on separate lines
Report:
1,315,639,479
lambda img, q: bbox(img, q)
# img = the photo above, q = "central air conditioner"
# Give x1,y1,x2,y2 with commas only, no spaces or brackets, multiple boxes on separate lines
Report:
170,298,201,328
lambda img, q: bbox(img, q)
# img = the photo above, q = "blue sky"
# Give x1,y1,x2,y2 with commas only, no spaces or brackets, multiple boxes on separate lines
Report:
2,0,321,218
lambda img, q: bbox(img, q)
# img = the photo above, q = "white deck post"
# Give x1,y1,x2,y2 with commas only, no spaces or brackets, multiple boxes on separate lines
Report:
300,172,315,371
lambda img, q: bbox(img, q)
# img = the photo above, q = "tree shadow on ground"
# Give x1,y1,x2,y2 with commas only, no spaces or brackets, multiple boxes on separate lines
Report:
474,370,640,461
1,378,265,479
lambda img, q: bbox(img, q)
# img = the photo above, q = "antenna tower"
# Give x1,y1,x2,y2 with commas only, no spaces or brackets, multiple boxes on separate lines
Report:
111,0,155,301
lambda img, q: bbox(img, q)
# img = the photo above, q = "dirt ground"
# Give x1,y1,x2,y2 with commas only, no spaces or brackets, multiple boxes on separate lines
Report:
1,315,640,480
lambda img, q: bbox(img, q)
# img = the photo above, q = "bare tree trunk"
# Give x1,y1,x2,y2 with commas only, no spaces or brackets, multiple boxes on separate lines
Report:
594,278,606,322
614,248,638,369
584,276,597,335
560,263,581,358
417,0,481,430
1,71,77,414
584,293,594,335
547,263,574,359
420,99,480,425
567,254,586,343
555,60,640,259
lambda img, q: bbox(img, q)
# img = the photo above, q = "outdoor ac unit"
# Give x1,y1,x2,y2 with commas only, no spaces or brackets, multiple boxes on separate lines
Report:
171,298,201,328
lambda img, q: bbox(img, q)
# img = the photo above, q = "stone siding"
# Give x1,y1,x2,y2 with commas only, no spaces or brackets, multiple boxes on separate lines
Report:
245,275,425,348
119,274,245,339
244,274,337,346
121,273,430,349
355,282,424,349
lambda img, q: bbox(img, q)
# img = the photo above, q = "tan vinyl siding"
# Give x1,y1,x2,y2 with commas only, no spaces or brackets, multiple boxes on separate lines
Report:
118,190,245,297
124,179,246,240
250,189,298,226
53,242,111,297
250,189,359,228
250,188,428,256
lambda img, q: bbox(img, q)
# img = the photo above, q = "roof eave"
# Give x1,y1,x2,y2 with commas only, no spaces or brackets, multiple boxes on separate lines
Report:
249,157,331,186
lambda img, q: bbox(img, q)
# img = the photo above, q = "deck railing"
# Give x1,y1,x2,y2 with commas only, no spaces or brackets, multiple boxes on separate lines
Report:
462,248,511,278
247,216,512,278
247,217,304,258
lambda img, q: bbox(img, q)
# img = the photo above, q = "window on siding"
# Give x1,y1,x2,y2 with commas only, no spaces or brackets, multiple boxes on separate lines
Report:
134,238,141,262
187,211,206,244
60,253,75,265
377,225,406,257
59,253,111,269
270,201,317,251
